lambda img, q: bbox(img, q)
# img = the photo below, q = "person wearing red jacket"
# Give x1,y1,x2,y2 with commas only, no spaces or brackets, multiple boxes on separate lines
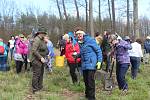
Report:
63,32,81,84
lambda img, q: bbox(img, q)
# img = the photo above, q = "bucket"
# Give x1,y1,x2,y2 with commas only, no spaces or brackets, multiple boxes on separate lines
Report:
55,56,65,68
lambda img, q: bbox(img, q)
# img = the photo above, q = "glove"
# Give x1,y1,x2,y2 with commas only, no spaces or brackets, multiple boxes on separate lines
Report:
47,55,51,59
41,57,46,63
96,62,101,70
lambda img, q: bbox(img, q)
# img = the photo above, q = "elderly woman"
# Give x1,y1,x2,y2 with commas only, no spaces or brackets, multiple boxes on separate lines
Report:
0,38,9,71
75,29,102,100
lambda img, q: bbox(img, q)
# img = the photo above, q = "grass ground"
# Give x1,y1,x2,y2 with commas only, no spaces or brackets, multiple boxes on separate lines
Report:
0,60,150,100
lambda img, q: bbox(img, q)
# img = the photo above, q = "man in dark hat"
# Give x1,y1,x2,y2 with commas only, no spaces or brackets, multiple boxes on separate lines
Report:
31,26,48,93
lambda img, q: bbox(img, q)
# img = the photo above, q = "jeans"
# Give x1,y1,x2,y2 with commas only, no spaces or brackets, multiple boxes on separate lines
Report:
10,48,14,60
130,57,141,79
0,56,9,71
116,62,129,90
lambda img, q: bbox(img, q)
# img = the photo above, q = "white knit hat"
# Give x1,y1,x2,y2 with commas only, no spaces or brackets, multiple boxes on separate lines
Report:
75,31,85,35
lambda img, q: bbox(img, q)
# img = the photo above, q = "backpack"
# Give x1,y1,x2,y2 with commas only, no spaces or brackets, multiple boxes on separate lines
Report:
0,43,4,55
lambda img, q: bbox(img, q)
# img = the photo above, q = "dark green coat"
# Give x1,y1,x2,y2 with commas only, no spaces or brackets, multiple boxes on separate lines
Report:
31,34,48,62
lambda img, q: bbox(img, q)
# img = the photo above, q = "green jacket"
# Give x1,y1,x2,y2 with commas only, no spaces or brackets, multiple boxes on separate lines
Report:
31,34,48,61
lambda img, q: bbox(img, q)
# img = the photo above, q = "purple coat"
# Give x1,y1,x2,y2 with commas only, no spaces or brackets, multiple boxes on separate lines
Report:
115,40,132,64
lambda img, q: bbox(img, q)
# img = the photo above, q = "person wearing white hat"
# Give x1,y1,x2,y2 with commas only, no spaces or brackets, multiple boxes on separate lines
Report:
75,30,102,100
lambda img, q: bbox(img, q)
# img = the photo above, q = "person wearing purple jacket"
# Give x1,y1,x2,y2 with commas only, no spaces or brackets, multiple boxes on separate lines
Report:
109,34,132,92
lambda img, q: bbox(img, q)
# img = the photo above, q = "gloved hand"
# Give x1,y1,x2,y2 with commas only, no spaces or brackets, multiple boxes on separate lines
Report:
41,57,45,63
96,62,101,70
47,55,51,59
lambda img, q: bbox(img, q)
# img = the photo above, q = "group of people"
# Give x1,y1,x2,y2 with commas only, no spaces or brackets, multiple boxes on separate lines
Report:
61,28,102,100
0,27,55,95
0,25,150,100
59,28,150,100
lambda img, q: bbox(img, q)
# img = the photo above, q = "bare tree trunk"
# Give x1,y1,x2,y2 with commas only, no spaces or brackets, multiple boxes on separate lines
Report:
62,0,68,21
99,0,102,33
127,0,130,36
108,0,112,30
133,0,139,37
111,0,116,34
147,22,149,36
56,0,64,34
74,0,79,21
85,0,88,32
89,0,94,37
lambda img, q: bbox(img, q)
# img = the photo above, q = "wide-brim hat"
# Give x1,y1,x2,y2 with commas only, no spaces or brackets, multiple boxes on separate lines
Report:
36,27,47,34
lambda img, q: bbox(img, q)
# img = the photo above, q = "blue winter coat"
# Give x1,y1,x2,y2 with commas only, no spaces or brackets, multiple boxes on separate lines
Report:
79,34,102,70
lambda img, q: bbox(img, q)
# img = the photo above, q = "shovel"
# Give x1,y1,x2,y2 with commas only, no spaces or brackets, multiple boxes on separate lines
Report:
104,61,115,91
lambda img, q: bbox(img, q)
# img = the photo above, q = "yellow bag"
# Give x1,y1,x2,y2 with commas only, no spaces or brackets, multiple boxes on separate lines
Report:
55,56,65,68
